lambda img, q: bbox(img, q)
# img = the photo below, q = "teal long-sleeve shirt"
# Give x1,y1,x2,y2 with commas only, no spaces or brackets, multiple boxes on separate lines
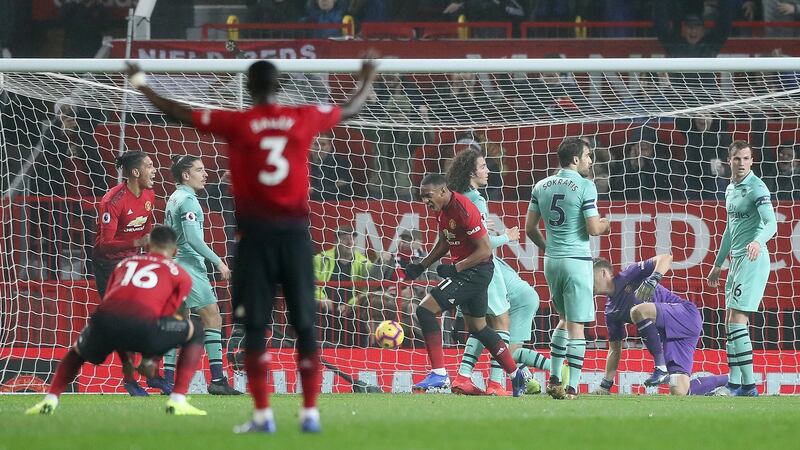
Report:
714,171,778,266
165,184,222,266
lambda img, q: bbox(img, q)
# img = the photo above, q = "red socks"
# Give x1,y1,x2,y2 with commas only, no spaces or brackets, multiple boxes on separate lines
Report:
49,349,85,396
245,350,270,409
297,351,321,408
172,343,203,395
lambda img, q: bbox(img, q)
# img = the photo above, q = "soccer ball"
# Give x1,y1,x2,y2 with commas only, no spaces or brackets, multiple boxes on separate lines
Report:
375,320,404,349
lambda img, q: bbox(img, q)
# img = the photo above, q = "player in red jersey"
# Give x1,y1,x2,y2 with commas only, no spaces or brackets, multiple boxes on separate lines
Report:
91,150,170,396
126,57,376,433
26,226,207,416
403,174,528,396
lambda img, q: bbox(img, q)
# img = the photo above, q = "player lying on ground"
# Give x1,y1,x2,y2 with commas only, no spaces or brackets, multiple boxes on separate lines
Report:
446,148,548,396
27,226,207,415
592,255,728,396
163,155,240,395
404,173,528,397
126,56,377,433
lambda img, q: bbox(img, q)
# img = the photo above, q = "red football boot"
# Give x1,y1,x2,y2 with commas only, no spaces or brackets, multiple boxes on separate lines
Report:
451,374,486,396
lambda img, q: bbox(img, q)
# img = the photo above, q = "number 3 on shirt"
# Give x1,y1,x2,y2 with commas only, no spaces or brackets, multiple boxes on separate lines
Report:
258,136,289,186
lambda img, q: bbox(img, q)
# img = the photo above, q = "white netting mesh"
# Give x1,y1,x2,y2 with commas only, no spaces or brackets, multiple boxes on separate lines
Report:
1,63,798,394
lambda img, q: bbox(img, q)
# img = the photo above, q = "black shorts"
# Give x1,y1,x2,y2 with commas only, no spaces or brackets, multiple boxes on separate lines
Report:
92,259,118,299
231,219,316,333
430,261,493,317
76,311,191,365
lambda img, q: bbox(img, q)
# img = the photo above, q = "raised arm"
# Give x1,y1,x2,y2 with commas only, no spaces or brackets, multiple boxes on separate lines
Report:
126,62,193,125
340,59,378,121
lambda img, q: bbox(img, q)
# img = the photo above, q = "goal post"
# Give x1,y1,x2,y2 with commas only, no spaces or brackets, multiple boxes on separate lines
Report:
1,57,799,395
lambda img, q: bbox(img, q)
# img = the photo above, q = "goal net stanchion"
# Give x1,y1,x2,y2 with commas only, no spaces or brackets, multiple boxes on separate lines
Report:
0,58,798,394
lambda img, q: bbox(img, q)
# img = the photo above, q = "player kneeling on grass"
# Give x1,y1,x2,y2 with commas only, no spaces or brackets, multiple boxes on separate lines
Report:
26,226,208,416
592,255,728,396
404,174,527,396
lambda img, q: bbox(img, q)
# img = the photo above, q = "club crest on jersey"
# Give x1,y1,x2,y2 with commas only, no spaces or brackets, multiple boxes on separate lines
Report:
145,201,153,212
184,212,197,222
449,219,456,229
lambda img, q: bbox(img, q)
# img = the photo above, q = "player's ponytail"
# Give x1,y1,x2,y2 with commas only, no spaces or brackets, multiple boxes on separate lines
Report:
170,155,201,183
115,150,147,177
447,148,482,193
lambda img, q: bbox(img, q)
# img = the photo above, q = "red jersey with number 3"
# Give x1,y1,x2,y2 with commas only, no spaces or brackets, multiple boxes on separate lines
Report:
98,253,192,320
192,104,342,220
437,192,489,264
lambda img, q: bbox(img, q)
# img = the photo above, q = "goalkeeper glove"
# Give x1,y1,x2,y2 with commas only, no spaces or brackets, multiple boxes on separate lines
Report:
634,271,663,302
404,263,425,281
437,264,458,279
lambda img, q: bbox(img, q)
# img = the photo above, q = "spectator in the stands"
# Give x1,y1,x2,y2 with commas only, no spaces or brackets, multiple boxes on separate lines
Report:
314,225,387,314
681,117,732,200
610,128,684,201
305,0,348,38
442,1,527,37
760,0,800,37
347,0,395,23
364,74,432,200
654,0,734,58
524,54,589,120
310,132,353,201
434,72,500,123
765,142,800,199
247,0,305,23
33,97,108,198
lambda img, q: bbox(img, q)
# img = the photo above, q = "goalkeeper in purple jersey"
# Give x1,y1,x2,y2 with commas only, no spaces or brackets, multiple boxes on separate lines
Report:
592,255,727,395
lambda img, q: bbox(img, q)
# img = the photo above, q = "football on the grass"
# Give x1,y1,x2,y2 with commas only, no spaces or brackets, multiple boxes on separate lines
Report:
375,320,404,349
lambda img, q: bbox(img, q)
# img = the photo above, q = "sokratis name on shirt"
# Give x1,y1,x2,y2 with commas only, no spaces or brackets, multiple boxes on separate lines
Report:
250,116,295,134
541,178,578,192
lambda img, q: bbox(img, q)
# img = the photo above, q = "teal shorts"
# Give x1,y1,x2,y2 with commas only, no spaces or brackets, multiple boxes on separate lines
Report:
177,258,217,310
543,256,595,323
726,252,770,313
500,260,539,344
486,258,510,316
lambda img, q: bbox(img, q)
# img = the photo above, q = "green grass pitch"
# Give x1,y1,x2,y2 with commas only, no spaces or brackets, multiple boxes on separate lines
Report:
2,394,799,450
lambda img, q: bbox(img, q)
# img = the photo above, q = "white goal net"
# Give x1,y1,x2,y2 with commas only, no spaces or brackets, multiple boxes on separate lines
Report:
1,58,798,395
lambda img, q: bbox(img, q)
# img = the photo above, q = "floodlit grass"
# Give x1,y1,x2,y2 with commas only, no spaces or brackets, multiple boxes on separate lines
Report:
1,393,798,450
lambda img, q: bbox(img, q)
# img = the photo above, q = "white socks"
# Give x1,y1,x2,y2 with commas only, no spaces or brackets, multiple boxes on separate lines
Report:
253,408,274,425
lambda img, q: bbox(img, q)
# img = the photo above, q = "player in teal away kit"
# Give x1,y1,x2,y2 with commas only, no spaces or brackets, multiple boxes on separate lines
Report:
164,155,241,395
446,148,549,396
526,137,610,399
707,140,777,397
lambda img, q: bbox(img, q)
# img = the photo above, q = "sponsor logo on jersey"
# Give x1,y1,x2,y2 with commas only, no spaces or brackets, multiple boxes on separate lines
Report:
466,225,481,236
124,216,148,231
127,209,133,215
